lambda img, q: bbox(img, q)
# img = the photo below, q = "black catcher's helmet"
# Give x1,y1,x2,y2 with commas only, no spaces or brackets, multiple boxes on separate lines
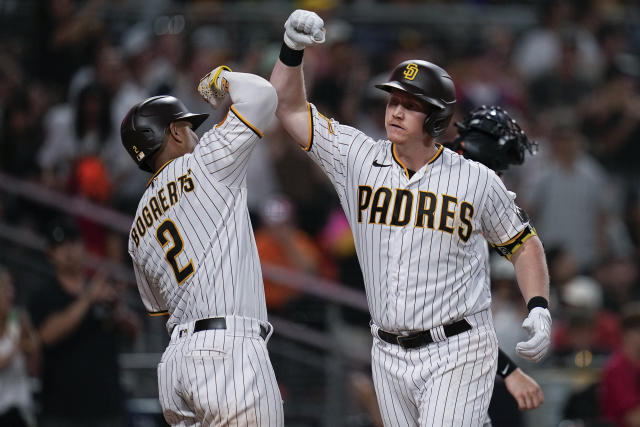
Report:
375,60,456,138
120,96,209,172
451,105,537,172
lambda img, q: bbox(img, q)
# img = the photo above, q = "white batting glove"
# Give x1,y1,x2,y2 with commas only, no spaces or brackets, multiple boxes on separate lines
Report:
515,307,552,362
197,65,232,108
284,9,326,51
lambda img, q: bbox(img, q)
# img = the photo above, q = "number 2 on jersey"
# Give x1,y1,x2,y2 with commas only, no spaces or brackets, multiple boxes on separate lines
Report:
156,220,194,285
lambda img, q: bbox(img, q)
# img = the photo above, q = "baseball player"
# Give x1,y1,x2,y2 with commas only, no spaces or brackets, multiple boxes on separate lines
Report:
270,10,551,426
121,67,284,426
449,106,544,425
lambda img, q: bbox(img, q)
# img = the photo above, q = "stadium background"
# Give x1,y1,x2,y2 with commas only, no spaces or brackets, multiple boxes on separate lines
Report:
1,0,639,426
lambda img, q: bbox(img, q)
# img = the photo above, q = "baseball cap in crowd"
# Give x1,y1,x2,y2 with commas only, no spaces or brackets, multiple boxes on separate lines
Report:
45,217,82,247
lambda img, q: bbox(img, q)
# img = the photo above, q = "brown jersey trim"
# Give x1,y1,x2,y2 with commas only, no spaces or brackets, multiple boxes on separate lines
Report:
148,310,169,317
230,105,263,138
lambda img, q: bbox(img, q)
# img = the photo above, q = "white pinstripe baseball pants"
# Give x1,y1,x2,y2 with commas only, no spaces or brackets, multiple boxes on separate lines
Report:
371,310,498,427
158,316,284,426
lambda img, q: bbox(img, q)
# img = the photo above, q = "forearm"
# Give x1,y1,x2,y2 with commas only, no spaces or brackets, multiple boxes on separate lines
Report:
270,57,312,147
510,236,549,304
271,58,308,115
39,295,92,346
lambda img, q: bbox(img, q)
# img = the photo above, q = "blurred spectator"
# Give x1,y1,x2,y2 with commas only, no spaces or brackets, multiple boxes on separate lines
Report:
172,25,232,134
594,256,640,313
599,302,640,427
528,30,594,110
37,82,114,191
32,0,106,99
0,89,43,180
255,195,334,317
29,217,139,427
513,0,602,83
310,19,370,125
523,111,611,272
552,275,621,359
0,266,39,427
580,53,640,182
455,30,526,114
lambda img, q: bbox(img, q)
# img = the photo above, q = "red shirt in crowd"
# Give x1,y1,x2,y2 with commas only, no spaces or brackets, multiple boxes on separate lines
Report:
600,351,640,427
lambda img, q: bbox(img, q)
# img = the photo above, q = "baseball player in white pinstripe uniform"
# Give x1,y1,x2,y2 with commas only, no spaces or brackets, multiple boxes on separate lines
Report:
121,67,284,426
270,10,552,427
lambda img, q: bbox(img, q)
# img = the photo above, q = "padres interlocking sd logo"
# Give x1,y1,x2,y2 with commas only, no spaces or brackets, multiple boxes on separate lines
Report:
403,63,419,80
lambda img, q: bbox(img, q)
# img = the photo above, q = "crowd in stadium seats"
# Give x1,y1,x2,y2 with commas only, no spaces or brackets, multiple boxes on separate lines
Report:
1,0,640,426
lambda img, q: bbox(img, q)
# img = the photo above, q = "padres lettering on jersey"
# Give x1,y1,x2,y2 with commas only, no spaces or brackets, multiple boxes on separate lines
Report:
356,185,474,241
304,103,530,332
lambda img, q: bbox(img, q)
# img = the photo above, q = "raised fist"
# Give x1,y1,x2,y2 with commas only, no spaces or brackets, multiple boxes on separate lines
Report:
198,65,232,108
284,9,326,51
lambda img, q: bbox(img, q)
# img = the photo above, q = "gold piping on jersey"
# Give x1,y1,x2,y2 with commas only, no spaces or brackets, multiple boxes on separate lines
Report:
391,143,444,179
428,144,444,164
303,103,313,152
147,159,175,188
148,311,169,317
391,145,410,178
230,105,264,138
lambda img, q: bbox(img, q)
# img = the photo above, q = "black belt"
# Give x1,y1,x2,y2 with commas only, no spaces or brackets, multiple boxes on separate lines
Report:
377,319,472,349
193,317,269,340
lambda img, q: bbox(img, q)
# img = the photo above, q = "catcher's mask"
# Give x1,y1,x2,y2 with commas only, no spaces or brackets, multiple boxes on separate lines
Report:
376,60,456,138
120,96,209,172
452,105,537,172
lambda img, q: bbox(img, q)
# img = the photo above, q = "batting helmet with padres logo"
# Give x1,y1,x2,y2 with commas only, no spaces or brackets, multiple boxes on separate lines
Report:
375,60,456,138
120,95,209,172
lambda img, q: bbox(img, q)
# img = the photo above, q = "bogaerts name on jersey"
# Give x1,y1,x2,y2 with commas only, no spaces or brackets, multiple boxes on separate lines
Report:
357,185,474,242
131,172,195,247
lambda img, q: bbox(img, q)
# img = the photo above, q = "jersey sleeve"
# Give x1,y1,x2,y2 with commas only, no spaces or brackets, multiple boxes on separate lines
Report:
480,171,533,249
195,109,263,186
195,72,276,187
132,256,168,317
303,103,364,200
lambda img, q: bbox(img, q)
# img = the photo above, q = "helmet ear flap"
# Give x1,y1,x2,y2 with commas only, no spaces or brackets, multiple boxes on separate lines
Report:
424,108,454,138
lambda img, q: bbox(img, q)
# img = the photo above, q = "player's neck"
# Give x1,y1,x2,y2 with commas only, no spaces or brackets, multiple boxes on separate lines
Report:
393,140,439,172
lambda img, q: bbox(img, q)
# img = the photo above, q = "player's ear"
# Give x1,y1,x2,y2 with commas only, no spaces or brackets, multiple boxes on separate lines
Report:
169,122,179,139
168,122,185,144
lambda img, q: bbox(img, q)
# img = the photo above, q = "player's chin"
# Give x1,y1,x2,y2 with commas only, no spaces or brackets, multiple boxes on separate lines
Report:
386,126,406,143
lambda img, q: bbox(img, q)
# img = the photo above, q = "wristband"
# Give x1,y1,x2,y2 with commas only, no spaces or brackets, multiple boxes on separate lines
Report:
279,42,304,67
527,296,549,312
497,349,518,379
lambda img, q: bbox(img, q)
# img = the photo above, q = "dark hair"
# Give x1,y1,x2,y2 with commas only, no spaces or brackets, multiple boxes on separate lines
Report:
74,82,112,143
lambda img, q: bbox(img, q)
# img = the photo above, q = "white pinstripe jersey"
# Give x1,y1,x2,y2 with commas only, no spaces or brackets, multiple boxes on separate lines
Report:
128,108,268,334
305,103,529,332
